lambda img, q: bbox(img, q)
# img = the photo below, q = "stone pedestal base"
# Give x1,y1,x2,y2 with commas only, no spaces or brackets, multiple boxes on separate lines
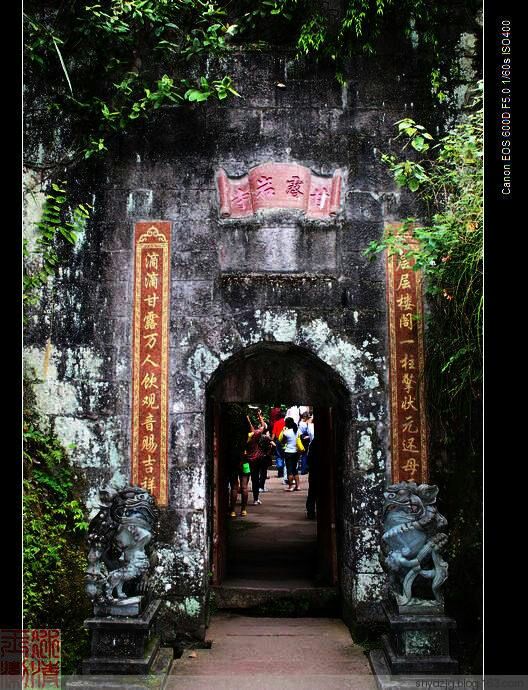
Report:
369,600,458,683
66,647,173,690
94,595,143,618
81,599,172,675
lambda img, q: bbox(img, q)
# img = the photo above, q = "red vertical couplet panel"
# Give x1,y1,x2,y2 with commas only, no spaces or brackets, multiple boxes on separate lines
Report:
131,221,171,506
386,224,429,484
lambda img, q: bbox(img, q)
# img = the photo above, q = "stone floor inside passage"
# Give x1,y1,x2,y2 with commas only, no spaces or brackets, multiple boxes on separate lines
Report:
168,474,374,688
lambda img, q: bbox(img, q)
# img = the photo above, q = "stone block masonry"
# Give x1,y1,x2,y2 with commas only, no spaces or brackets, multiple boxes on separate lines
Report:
24,44,440,641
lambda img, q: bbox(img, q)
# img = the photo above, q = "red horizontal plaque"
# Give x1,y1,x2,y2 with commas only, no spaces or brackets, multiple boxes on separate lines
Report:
217,163,342,219
131,222,171,506
386,223,429,484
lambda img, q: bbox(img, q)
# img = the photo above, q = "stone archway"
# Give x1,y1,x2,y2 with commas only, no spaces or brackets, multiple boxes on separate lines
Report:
163,315,389,637
206,341,351,406
205,342,351,607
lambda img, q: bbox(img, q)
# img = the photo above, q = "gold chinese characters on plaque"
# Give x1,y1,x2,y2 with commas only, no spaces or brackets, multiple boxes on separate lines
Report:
131,222,171,506
386,224,428,484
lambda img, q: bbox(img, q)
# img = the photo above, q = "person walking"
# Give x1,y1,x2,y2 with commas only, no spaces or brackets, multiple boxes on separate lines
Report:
245,410,268,506
257,424,275,494
272,411,286,479
227,408,252,517
279,417,305,492
298,411,313,475
269,403,282,428
228,449,250,517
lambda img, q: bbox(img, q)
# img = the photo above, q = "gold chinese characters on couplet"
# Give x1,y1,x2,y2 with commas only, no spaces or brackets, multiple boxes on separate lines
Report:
386,224,428,484
131,222,171,506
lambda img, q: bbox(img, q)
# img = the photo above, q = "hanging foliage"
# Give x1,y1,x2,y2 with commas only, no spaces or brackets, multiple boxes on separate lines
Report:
365,82,483,412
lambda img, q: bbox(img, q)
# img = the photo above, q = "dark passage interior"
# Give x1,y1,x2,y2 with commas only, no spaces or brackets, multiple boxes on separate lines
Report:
223,403,317,582
206,343,348,596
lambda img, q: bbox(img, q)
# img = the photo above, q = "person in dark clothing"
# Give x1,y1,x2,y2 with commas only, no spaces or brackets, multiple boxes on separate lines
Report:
226,406,252,517
305,437,319,519
228,451,250,517
257,424,275,493
245,410,268,505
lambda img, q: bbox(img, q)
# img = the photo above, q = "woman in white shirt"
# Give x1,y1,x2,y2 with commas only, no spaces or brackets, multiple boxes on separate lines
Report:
280,417,303,491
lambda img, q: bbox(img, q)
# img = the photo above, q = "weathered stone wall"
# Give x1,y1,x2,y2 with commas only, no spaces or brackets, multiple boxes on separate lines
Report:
24,43,440,641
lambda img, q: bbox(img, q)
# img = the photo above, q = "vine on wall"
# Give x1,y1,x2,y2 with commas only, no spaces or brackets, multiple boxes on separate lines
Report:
23,180,92,311
364,83,483,671
24,0,478,288
23,377,91,673
365,83,483,406
25,0,479,174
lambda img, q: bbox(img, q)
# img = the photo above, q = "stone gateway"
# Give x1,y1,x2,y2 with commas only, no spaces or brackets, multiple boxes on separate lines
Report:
24,39,476,653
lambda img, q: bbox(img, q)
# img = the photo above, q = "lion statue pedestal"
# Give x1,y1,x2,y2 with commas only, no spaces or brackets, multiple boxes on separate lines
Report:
78,486,173,682
369,481,459,681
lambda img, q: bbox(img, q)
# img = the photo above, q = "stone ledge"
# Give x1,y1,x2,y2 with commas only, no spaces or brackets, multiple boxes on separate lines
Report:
68,647,173,689
220,272,338,283
212,583,339,615
84,599,162,631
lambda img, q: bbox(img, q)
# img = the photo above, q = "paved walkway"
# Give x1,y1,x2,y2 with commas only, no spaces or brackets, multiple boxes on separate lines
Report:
226,473,317,581
168,613,376,689
168,473,375,688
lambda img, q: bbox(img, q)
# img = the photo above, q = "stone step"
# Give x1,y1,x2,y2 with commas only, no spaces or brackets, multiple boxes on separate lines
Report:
212,582,339,614
170,613,374,688
172,661,375,674
164,674,377,690
179,643,366,663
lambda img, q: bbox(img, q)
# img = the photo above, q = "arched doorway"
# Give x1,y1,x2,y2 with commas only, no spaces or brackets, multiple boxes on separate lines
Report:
205,342,351,603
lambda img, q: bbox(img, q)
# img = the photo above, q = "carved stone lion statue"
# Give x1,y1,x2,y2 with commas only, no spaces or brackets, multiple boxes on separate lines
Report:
85,485,159,611
380,481,448,607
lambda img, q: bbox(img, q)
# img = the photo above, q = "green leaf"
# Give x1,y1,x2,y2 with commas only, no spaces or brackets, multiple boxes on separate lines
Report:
411,135,425,151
